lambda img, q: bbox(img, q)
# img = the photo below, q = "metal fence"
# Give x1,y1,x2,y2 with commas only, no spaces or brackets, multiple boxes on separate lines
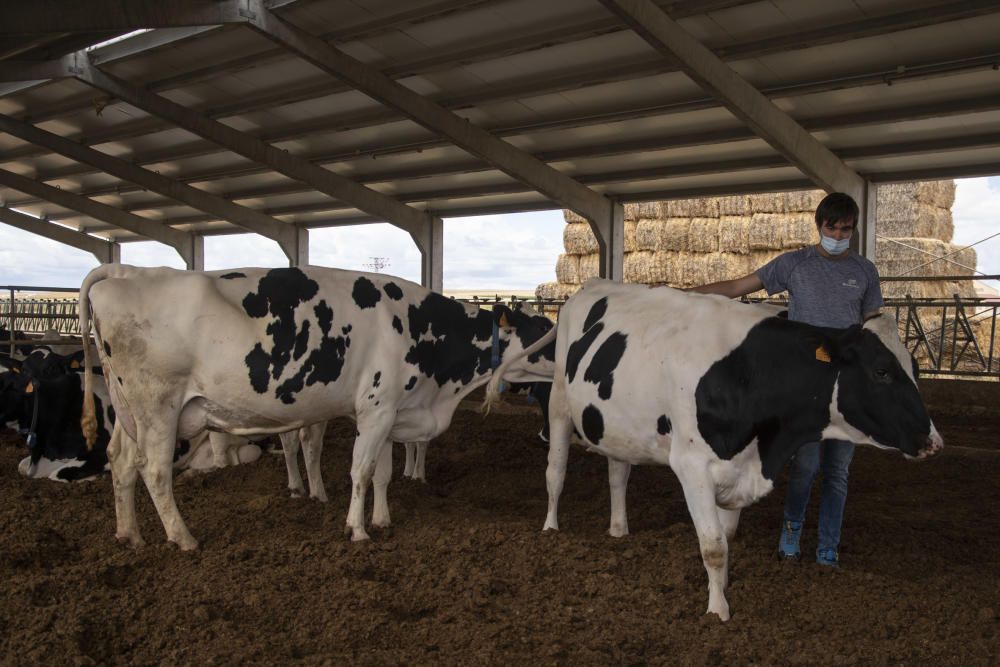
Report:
4,283,998,379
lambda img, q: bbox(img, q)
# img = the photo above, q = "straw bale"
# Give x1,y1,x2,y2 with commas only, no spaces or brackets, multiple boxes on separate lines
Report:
678,252,709,287
875,238,977,279
779,212,817,248
579,253,602,282
624,251,653,283
718,195,750,216
659,197,720,218
749,213,787,250
688,217,720,253
750,249,784,271
555,253,582,284
704,252,753,283
563,222,600,255
624,220,639,252
563,209,586,224
630,251,685,285
624,201,660,221
785,189,826,212
748,192,788,214
535,281,581,301
718,215,751,254
635,218,691,252
877,180,956,209
876,202,953,242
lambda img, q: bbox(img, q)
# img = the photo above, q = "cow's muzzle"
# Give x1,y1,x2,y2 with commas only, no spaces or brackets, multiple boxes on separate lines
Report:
913,429,944,460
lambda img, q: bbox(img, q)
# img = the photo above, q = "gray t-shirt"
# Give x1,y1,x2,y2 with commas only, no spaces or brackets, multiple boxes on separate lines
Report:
755,246,883,328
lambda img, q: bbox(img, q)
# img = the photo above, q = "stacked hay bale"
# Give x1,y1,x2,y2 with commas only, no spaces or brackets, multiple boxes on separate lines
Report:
537,181,977,303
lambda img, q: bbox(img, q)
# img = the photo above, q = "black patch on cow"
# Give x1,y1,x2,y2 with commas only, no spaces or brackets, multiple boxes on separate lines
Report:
584,332,627,400
220,272,246,280
583,297,608,332
392,315,403,335
405,376,417,391
353,277,381,309
246,344,271,394
103,341,112,357
293,320,310,361
367,394,374,400
657,415,672,435
315,301,333,335
384,282,404,300
242,268,319,393
373,372,381,388
174,439,191,463
495,305,555,363
117,375,123,386
581,404,604,445
274,334,350,405
566,323,603,383
405,293,495,386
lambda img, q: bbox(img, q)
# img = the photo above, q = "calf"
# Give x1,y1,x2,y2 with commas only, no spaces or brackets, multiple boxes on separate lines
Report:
488,280,942,620
80,265,554,549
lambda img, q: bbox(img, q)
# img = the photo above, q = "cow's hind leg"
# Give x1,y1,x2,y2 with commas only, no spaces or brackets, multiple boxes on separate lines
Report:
543,381,572,532
278,429,305,497
403,441,428,481
137,422,198,550
607,458,632,538
675,459,731,621
344,413,394,542
370,437,393,528
107,423,144,547
403,442,416,478
300,421,328,502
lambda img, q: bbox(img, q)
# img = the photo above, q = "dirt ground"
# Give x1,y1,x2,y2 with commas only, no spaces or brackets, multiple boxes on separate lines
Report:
1,402,997,666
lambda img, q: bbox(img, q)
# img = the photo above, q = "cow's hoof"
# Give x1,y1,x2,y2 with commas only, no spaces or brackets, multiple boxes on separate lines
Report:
542,520,559,532
608,526,629,538
289,489,305,498
371,523,394,537
116,532,145,548
310,493,329,503
350,530,371,543
172,536,199,551
706,604,731,622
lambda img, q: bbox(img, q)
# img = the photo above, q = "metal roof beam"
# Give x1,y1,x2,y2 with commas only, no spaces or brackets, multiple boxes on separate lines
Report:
245,2,615,248
67,57,435,240
599,0,864,197
0,167,199,267
0,206,119,263
0,1,247,33
0,112,300,262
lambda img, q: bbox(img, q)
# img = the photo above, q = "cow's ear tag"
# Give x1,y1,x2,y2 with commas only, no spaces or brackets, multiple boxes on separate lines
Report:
25,382,33,394
70,360,80,369
11,367,19,374
498,312,510,329
815,345,832,363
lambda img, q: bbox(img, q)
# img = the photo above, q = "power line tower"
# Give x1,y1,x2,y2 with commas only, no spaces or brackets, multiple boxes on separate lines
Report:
364,256,390,273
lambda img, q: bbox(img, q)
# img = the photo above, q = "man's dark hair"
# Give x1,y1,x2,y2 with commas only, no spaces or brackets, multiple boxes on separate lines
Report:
815,192,859,227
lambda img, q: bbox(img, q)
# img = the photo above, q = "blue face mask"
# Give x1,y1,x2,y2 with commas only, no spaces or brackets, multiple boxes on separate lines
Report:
820,234,851,255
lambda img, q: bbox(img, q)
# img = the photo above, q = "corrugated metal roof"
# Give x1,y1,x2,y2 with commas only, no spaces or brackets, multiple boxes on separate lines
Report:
0,0,998,244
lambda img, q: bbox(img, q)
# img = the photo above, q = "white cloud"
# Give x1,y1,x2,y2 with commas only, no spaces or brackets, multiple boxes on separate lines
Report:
953,177,1000,290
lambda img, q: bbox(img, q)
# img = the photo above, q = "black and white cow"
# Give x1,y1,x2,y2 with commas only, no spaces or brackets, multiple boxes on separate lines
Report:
80,265,554,549
487,279,943,621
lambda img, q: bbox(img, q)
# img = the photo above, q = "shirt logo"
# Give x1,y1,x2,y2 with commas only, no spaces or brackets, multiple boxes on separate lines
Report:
842,278,859,289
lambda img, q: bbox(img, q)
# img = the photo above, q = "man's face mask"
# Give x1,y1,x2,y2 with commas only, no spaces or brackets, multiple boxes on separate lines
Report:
819,219,854,255
820,234,851,255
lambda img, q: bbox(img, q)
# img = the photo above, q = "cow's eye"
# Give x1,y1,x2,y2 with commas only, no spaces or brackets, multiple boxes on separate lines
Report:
873,368,890,382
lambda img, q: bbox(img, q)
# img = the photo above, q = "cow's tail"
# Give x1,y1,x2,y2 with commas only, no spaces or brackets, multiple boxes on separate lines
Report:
483,325,557,415
79,264,116,449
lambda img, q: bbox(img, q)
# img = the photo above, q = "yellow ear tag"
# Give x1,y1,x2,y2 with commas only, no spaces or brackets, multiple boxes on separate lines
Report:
70,360,80,369
25,382,33,394
11,367,19,374
815,345,832,363
498,312,510,329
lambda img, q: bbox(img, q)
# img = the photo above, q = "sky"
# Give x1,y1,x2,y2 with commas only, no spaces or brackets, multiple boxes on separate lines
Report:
0,177,997,292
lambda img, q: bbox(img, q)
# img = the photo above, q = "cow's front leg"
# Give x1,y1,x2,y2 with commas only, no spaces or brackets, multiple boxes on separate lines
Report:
370,437,393,528
675,461,731,621
300,421,328,502
137,423,198,551
107,423,144,547
607,458,631,537
278,429,305,497
345,414,394,542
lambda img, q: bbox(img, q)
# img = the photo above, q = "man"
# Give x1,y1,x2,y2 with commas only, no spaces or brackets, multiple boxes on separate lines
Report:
667,192,883,566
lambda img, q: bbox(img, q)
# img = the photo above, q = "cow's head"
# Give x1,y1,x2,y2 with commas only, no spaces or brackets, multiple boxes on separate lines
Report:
822,315,943,459
492,303,556,382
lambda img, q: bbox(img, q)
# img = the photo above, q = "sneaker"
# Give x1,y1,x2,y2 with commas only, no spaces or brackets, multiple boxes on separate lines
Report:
777,520,802,560
816,548,840,567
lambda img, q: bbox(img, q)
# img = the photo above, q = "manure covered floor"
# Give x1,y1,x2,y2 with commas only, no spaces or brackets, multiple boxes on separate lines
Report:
1,405,997,665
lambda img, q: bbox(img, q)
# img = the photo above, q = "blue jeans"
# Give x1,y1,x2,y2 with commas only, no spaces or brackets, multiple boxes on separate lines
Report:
783,440,856,555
